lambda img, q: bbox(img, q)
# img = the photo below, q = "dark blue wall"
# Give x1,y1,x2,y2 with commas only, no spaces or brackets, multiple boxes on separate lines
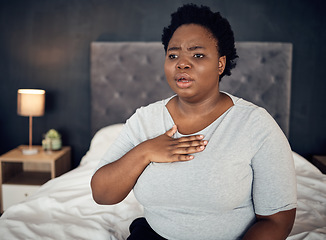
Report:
0,0,325,167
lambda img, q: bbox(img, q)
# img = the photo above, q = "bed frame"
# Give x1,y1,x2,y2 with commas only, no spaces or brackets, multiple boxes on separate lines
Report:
91,42,292,137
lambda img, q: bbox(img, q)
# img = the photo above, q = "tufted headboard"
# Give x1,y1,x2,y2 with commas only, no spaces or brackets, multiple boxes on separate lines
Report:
91,42,292,137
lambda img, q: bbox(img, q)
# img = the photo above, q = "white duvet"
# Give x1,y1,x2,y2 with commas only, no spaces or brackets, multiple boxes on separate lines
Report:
0,124,325,240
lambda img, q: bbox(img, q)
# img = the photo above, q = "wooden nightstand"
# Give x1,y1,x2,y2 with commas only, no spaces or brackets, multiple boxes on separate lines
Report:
0,145,71,213
312,155,326,174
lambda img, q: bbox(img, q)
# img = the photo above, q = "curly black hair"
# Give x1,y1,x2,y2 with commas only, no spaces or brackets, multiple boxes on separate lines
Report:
162,4,238,81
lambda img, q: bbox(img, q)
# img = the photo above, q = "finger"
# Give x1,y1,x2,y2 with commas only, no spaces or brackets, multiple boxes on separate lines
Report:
179,154,194,161
177,134,205,143
172,144,206,155
165,125,178,137
177,140,208,148
172,154,194,162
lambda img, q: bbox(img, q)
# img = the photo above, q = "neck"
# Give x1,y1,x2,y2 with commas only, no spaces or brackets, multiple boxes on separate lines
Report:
176,91,226,117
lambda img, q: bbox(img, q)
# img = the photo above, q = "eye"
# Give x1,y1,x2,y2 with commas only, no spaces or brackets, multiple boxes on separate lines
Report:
194,54,204,58
168,54,178,59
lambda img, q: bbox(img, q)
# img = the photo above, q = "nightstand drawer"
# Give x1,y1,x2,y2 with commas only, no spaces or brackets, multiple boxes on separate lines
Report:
0,145,71,212
2,184,40,211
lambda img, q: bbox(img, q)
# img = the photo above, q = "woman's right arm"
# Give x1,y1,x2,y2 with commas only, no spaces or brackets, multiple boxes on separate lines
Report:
91,125,207,205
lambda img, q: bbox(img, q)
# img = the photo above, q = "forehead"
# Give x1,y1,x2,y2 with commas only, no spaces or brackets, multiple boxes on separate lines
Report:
168,24,217,47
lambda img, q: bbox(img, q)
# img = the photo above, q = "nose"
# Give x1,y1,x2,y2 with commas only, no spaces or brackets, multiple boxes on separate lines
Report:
176,57,191,69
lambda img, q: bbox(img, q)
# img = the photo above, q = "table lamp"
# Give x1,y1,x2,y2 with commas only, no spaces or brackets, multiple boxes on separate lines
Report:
17,89,45,155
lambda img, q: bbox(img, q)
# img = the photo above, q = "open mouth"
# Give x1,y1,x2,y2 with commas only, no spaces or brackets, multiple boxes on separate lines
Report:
175,74,193,88
178,77,190,82
175,73,191,82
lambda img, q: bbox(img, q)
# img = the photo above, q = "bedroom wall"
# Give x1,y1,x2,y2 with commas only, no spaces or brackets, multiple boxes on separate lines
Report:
0,0,325,168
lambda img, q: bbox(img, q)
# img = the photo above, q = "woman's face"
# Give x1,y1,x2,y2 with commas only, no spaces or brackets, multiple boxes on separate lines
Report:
164,24,225,102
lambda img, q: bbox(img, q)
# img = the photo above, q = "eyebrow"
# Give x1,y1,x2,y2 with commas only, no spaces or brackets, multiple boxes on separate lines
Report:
188,46,205,51
167,46,181,51
167,46,206,51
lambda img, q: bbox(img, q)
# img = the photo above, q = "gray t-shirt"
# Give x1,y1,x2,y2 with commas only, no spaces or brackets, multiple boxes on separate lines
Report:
97,93,297,240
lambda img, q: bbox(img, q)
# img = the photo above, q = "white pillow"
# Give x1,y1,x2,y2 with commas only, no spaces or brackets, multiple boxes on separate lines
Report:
80,123,124,165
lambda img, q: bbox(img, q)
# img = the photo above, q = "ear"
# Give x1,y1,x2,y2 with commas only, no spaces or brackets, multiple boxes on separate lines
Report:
218,56,226,75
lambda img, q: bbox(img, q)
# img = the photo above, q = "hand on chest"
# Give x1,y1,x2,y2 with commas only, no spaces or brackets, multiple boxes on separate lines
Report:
135,139,253,211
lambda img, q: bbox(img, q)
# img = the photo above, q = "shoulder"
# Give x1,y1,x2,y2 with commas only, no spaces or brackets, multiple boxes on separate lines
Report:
227,95,286,143
123,96,174,141
224,92,260,114
131,96,172,120
230,95,277,127
229,96,272,125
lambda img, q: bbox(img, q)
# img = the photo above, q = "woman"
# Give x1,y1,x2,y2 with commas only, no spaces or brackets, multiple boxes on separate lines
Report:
91,4,297,240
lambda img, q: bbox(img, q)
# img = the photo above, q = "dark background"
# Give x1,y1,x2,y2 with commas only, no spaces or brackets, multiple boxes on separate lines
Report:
0,0,325,168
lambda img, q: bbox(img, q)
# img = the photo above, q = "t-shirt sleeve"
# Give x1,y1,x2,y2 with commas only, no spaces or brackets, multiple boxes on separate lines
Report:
251,109,297,216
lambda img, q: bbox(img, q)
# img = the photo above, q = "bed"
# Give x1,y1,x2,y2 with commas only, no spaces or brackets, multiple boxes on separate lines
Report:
0,42,325,240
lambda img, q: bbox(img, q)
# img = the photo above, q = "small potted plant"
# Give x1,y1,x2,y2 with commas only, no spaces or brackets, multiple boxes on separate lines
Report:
42,129,62,150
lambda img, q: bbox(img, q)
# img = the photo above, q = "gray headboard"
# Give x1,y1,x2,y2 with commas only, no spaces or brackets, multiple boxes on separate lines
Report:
91,42,292,137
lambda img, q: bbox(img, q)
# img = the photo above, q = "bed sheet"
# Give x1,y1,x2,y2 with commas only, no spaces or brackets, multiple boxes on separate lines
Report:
0,124,325,240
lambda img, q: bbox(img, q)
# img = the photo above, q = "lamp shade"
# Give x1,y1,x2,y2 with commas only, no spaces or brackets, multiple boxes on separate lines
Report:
17,89,45,116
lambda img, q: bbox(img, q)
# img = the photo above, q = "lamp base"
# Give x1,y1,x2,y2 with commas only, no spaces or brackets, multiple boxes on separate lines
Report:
21,147,39,155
